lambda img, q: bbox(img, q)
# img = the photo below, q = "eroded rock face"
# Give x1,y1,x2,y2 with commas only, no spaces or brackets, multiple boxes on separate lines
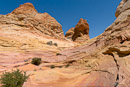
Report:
0,3,64,39
115,0,130,17
56,0,130,86
65,18,89,43
23,0,129,86
65,28,74,40
0,2,75,78
0,3,75,53
0,1,130,87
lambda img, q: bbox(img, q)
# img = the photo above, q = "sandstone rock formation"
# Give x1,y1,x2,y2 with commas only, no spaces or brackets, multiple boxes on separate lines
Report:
11,3,64,38
0,2,75,79
0,0,130,87
65,18,90,43
65,28,74,40
0,3,75,50
55,0,130,86
115,0,130,17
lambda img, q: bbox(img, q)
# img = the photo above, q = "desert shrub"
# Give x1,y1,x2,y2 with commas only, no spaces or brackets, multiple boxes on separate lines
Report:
0,69,28,87
31,57,42,66
53,43,58,46
56,53,62,56
50,65,55,69
46,41,53,46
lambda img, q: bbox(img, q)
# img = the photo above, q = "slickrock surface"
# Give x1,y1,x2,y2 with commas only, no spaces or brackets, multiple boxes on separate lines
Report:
65,18,89,43
0,3,75,76
0,0,130,87
0,2,75,83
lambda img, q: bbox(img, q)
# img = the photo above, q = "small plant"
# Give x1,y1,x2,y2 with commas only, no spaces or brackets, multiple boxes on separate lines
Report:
46,41,53,46
0,69,28,87
31,57,42,66
50,65,55,69
53,43,58,46
56,53,62,56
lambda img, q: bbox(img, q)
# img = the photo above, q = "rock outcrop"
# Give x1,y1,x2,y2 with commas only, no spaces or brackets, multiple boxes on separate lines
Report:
23,0,130,86
0,3,64,40
65,28,74,40
12,3,64,38
0,2,75,75
54,0,130,86
65,18,89,43
115,0,130,17
0,3,75,51
0,0,130,87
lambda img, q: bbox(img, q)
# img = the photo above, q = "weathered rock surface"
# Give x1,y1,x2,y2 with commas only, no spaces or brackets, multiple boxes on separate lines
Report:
0,0,130,87
55,0,130,86
65,18,90,43
115,0,130,17
0,3,75,50
65,28,74,40
10,3,64,38
0,2,75,81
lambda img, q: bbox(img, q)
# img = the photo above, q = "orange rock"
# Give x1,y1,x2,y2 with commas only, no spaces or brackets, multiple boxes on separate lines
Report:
65,28,74,40
0,0,130,87
65,18,89,43
6,3,64,39
11,3,37,14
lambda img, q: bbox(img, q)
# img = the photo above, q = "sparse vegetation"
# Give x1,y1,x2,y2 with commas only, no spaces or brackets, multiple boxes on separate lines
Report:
0,69,28,87
31,57,42,66
56,53,62,56
50,65,55,69
54,43,58,46
46,41,58,46
46,41,53,46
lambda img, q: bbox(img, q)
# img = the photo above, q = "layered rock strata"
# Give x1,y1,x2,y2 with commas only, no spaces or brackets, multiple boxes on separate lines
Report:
0,0,130,87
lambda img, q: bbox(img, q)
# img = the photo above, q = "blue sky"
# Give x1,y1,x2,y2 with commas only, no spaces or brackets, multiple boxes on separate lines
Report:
0,0,121,38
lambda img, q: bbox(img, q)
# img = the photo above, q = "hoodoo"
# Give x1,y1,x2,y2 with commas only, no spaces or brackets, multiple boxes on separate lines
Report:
65,18,90,43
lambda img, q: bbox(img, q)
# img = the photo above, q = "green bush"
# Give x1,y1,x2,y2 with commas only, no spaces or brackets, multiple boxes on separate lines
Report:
0,69,28,87
31,57,42,66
